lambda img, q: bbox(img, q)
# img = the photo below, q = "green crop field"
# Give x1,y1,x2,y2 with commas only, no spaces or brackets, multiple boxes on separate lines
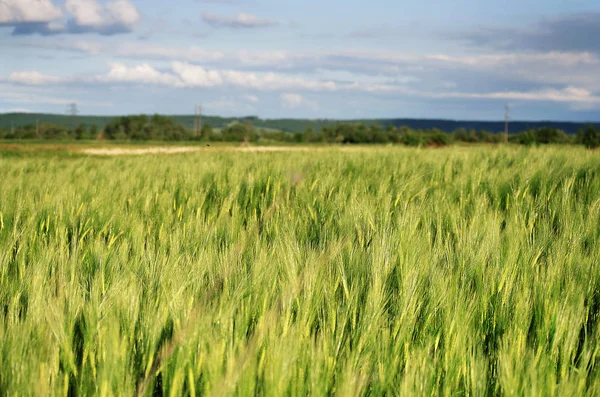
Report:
1,146,599,396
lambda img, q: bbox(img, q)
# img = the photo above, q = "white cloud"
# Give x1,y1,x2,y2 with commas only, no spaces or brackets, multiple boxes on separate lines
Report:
170,61,223,87
337,82,600,107
98,63,182,86
202,12,277,28
436,86,600,105
65,0,105,26
90,61,340,92
8,71,64,84
12,62,338,92
281,93,318,110
18,39,599,93
7,62,600,110
0,0,63,23
65,0,140,33
171,61,337,91
0,0,140,35
104,0,139,26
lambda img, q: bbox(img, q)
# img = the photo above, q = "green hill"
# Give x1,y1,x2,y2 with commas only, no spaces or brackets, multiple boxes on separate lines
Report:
1,112,598,135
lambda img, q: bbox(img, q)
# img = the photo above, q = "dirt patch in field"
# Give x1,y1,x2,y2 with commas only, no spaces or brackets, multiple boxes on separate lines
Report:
1,144,336,156
234,146,312,152
0,144,74,152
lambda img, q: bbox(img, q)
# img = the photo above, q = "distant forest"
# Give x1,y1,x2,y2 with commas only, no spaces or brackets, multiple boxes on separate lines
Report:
1,112,599,135
2,112,600,148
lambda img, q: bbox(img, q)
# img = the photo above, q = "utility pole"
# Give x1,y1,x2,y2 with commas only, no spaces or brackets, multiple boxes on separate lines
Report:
68,103,78,130
198,105,202,137
194,105,202,136
36,119,40,138
194,104,202,137
193,105,198,136
504,104,509,142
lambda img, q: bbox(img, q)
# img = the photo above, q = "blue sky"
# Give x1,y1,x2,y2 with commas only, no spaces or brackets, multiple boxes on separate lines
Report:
1,0,599,120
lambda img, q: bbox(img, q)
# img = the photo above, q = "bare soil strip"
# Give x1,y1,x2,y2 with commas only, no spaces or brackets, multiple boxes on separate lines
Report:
0,144,361,156
234,146,311,152
80,146,315,156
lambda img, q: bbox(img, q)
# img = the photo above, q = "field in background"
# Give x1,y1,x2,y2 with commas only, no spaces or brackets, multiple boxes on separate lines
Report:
0,142,314,159
1,146,600,395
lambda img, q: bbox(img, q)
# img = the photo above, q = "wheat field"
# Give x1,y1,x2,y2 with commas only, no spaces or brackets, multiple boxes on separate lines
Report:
1,146,599,396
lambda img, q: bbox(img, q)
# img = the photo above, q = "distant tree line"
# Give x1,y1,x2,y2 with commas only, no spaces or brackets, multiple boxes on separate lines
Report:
1,114,599,148
103,114,189,141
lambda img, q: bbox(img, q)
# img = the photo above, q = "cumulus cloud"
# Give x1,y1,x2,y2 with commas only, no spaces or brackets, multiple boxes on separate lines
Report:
0,0,140,35
202,12,277,28
109,47,597,92
171,62,223,87
170,61,337,91
8,61,600,110
92,61,339,92
97,63,182,86
0,0,63,24
23,39,598,93
64,0,140,34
